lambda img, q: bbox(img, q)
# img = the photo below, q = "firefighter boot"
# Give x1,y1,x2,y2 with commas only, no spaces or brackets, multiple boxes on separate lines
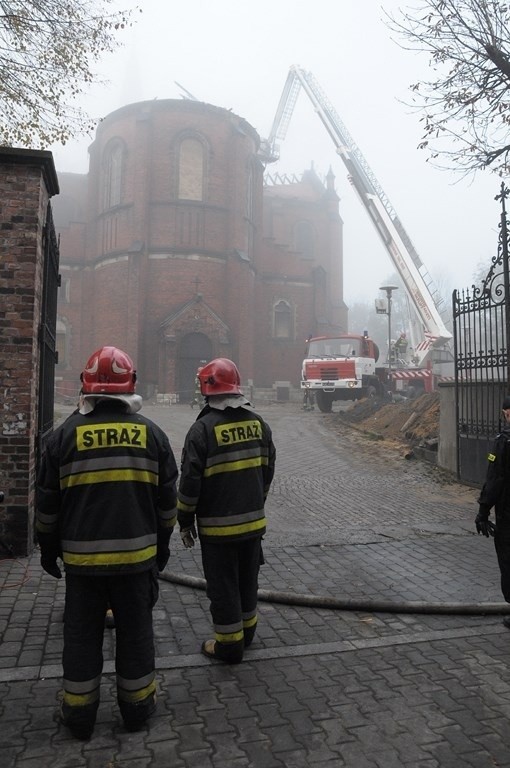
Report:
122,691,157,732
57,700,96,741
201,639,243,664
243,625,256,648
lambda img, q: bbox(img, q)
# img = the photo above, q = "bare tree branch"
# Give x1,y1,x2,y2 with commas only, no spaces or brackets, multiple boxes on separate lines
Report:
0,1,139,148
385,0,510,175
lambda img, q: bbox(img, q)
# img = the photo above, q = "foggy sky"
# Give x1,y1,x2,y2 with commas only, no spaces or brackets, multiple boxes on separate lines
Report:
49,0,502,306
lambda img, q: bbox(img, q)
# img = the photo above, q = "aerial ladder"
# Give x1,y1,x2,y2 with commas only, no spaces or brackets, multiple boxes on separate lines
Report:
265,66,452,368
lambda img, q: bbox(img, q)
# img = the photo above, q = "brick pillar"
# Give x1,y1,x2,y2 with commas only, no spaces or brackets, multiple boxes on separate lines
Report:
0,148,59,557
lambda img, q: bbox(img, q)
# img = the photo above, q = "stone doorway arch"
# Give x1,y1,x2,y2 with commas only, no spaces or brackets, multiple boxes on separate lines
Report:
178,332,212,403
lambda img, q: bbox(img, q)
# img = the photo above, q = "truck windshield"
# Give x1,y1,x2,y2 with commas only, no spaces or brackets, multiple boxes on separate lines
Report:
307,339,361,357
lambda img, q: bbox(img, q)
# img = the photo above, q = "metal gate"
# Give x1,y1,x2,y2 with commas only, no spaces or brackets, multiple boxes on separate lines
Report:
37,203,60,464
453,183,510,485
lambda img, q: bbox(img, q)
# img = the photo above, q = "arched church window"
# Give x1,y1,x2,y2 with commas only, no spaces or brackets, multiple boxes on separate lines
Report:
102,140,124,210
294,220,315,259
273,300,293,339
178,138,204,201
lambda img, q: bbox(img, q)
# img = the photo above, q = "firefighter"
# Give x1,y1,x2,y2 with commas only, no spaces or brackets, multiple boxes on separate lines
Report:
190,366,205,409
393,331,408,359
475,395,510,627
56,391,116,630
303,388,315,411
36,346,178,739
177,357,276,663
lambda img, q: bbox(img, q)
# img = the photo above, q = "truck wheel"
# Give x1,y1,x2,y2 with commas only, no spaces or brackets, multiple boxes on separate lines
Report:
367,385,377,398
316,392,333,413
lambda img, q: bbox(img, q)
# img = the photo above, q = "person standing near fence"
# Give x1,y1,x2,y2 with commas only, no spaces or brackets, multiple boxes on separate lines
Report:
475,395,510,628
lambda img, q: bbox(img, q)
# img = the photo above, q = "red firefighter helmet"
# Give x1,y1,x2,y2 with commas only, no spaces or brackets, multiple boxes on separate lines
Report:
198,358,242,396
80,346,137,394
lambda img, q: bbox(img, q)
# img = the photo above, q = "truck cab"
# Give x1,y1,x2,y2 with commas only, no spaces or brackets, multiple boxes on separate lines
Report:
301,334,384,412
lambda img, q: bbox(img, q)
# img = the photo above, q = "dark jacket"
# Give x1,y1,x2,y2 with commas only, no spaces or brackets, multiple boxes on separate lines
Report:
177,403,275,542
36,401,178,575
478,425,510,530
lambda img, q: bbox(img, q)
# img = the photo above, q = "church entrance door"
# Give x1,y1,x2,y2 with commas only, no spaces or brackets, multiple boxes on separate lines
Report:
178,332,212,404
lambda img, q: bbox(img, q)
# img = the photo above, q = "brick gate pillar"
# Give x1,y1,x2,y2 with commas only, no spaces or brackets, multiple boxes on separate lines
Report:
0,148,59,557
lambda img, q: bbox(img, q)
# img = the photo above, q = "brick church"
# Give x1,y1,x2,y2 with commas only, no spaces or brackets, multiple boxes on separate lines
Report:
52,98,347,402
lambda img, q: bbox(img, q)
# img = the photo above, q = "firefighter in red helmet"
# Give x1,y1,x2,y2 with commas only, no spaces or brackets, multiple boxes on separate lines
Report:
36,346,178,739
177,358,276,663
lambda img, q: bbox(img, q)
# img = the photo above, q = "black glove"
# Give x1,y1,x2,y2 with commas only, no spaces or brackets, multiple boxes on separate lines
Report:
181,525,197,549
156,545,170,572
475,506,494,537
40,554,62,579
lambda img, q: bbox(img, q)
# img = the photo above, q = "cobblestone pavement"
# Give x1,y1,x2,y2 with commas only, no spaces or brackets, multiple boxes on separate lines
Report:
2,402,510,767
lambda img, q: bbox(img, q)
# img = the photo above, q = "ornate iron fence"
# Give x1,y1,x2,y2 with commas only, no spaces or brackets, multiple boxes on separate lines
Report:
452,183,510,485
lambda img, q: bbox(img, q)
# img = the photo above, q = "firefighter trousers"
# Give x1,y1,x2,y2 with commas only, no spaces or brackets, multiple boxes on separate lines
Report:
495,535,510,602
200,536,262,663
62,569,159,732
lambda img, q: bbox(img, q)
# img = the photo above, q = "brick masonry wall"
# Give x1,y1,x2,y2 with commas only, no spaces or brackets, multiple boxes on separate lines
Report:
52,100,345,396
0,149,58,556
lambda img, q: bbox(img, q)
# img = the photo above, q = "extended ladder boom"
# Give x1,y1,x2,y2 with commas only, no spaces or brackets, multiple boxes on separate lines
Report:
268,66,452,355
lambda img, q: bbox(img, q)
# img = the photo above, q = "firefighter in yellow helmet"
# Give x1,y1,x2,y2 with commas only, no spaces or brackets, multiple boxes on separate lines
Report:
36,346,178,739
177,358,276,663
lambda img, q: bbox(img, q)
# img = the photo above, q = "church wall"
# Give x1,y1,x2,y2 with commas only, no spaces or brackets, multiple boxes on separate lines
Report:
254,275,315,388
91,259,133,351
53,100,345,398
140,253,229,387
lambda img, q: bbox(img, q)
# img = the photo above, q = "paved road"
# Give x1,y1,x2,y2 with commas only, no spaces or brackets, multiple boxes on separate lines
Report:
1,401,509,767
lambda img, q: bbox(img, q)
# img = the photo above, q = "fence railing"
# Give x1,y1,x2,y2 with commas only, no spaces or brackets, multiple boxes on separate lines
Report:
453,183,510,484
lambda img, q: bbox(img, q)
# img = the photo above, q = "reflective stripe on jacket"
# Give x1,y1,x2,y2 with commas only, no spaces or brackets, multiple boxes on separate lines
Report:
36,404,178,574
177,404,275,542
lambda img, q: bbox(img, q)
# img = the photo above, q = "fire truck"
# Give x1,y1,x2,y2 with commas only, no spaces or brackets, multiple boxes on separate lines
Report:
264,67,453,408
301,332,436,413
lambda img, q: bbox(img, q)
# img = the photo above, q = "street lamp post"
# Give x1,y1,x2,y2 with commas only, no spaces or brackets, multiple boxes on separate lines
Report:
379,284,399,394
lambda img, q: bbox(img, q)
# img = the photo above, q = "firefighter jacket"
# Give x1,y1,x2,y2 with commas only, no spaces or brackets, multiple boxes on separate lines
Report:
36,401,178,575
478,425,510,531
177,403,275,542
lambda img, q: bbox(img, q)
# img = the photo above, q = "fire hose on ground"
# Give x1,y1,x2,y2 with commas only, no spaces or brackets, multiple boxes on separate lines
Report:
158,570,510,616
